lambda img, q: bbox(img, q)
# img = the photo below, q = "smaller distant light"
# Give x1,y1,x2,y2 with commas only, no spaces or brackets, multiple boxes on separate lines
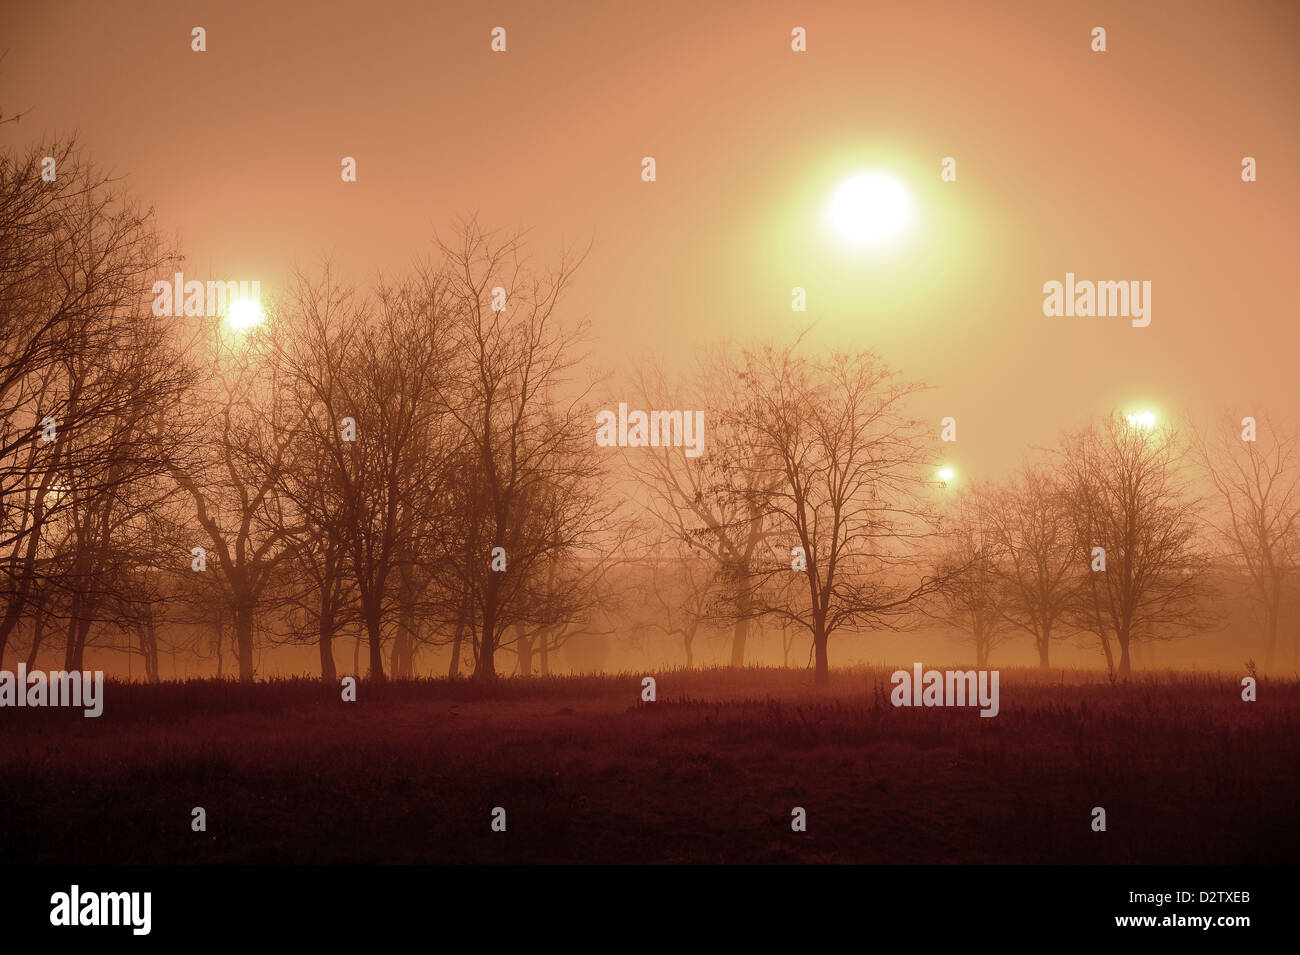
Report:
1125,411,1157,430
227,298,264,333
937,467,955,484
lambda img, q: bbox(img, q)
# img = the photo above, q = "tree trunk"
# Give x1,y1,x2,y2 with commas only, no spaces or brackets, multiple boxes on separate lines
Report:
1038,624,1051,670
0,598,21,667
318,601,337,684
25,603,45,669
398,626,414,676
234,602,255,683
143,614,160,684
813,624,829,686
975,624,989,668
62,592,97,671
0,484,52,667
0,595,25,667
516,626,533,676
62,592,83,670
476,622,497,682
1086,570,1115,678
730,616,750,668
68,613,93,671
393,562,416,678
215,622,225,679
365,602,385,682
1116,636,1131,680
476,595,499,681
448,615,465,679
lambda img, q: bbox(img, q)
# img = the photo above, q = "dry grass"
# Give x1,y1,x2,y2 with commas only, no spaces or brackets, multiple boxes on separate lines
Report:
1,666,1295,863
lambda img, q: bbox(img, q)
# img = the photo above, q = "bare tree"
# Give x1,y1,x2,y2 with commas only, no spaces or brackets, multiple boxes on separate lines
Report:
934,489,1008,667
644,540,716,668
171,332,293,684
0,141,190,668
269,267,458,682
1059,413,1211,680
429,222,603,682
980,464,1078,668
1191,413,1300,668
623,356,773,666
719,341,949,685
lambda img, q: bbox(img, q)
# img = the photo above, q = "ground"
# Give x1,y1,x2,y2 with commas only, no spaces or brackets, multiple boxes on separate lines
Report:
1,667,1295,864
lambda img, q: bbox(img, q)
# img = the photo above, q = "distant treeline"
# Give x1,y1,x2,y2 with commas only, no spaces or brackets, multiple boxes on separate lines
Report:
2,142,1296,684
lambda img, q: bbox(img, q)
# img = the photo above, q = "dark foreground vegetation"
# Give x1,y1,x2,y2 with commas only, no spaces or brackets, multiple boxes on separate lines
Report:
2,667,1296,864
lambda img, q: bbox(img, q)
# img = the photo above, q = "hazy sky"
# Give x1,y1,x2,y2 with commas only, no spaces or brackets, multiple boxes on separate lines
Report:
3,0,1297,482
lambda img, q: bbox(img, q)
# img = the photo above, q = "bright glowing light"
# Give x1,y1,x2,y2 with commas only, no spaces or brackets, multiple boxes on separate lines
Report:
227,298,264,333
937,466,955,485
827,172,912,244
1125,410,1157,430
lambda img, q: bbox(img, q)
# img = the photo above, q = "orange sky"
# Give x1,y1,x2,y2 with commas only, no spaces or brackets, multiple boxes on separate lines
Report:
3,0,1297,482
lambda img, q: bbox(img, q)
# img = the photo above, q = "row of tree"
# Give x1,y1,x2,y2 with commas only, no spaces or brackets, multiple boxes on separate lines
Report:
2,141,1297,684
624,348,1299,681
1,142,621,683
939,417,1216,677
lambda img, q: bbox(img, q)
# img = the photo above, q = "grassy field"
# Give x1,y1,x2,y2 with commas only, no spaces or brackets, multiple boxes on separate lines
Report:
1,667,1296,864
